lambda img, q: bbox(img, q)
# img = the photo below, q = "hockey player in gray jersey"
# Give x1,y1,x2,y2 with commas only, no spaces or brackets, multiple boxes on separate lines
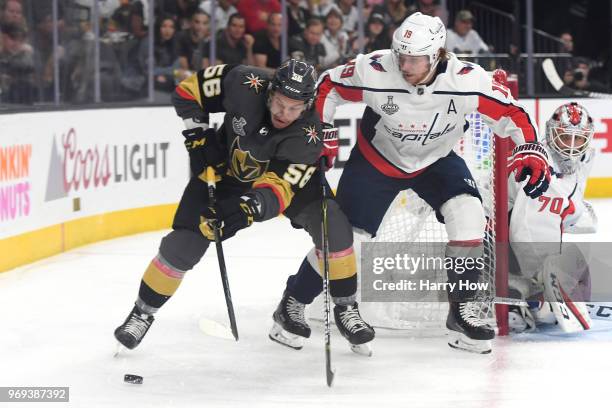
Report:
113,59,374,353
276,12,552,354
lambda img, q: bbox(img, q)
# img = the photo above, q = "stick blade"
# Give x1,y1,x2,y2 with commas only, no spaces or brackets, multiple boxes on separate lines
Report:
326,369,335,387
198,317,236,340
542,58,564,91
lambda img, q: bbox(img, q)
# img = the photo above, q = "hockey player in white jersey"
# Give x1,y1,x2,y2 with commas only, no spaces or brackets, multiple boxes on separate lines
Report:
507,102,597,333
271,12,552,354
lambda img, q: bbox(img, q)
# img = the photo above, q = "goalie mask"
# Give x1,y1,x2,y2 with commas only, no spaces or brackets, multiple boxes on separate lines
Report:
391,12,446,84
545,102,594,173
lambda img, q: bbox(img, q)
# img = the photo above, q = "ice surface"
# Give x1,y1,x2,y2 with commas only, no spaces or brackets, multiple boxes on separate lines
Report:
2,200,612,408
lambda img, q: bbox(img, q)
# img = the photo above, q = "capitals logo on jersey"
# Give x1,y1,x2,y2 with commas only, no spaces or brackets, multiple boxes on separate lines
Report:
369,54,386,72
457,64,474,75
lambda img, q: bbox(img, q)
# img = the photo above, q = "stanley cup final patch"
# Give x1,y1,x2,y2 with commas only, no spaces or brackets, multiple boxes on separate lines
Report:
381,96,399,115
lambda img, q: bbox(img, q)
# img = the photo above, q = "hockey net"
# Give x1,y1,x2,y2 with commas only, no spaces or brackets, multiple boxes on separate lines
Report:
357,112,510,335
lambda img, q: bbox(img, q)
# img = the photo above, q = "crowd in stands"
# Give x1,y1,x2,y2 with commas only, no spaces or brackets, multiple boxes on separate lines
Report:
0,0,608,105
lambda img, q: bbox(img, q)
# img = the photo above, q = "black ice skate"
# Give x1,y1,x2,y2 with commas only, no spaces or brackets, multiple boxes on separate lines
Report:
114,304,155,351
269,292,311,350
334,302,375,357
446,302,495,354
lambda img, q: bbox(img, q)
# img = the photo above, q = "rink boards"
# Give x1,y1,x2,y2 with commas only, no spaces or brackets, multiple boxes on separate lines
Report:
1,98,612,271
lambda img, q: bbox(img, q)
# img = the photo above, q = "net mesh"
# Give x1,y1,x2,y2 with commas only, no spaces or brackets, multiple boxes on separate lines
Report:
357,112,500,332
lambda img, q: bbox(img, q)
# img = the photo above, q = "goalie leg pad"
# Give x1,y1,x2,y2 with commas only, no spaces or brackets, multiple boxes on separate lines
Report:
508,306,536,333
541,256,592,332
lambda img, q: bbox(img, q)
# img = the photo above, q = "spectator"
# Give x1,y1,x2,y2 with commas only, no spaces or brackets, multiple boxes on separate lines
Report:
559,31,574,54
413,0,448,26
349,12,390,56
337,0,359,34
204,13,254,66
287,0,310,37
319,1,358,34
111,0,133,33
445,10,489,55
236,0,280,34
199,0,238,32
0,23,35,103
136,13,179,93
29,4,66,101
320,7,349,70
372,0,408,27
559,32,576,86
1,0,25,27
110,0,146,38
156,0,199,30
176,9,209,76
289,17,326,71
253,12,281,73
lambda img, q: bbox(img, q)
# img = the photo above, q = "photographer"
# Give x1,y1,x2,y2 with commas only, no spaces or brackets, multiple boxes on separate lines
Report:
563,58,609,93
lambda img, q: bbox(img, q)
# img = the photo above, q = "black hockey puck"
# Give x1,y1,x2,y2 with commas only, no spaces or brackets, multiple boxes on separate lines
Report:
124,374,143,384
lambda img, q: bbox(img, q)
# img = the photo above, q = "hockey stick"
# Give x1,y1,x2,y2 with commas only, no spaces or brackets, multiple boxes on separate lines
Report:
319,161,335,387
542,58,612,99
205,166,239,342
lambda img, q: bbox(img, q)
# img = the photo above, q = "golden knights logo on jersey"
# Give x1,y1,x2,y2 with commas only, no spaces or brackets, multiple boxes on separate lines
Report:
230,139,269,182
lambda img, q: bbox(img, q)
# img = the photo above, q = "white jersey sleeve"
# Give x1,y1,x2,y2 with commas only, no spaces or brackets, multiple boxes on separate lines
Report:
315,55,367,123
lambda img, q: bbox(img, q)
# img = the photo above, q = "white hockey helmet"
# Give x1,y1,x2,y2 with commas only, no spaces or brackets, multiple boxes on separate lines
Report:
391,12,446,69
545,102,594,173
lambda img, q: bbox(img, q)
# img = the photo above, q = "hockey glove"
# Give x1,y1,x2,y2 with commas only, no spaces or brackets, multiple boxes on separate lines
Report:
199,194,262,241
319,123,339,171
508,142,551,199
182,127,226,178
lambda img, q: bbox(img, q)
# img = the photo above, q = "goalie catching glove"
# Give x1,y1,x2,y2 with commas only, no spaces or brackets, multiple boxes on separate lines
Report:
319,123,339,171
183,126,226,179
508,142,551,198
200,194,262,241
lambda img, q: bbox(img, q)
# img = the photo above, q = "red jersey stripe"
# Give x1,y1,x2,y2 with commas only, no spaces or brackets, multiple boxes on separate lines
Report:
175,85,196,101
357,128,426,179
315,76,363,119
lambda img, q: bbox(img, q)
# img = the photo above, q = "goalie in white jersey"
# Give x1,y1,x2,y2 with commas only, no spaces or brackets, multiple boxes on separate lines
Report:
508,102,597,333
271,12,552,354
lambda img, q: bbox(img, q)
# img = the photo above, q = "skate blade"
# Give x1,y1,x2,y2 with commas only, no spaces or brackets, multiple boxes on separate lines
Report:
268,323,304,350
447,332,492,354
350,342,372,357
